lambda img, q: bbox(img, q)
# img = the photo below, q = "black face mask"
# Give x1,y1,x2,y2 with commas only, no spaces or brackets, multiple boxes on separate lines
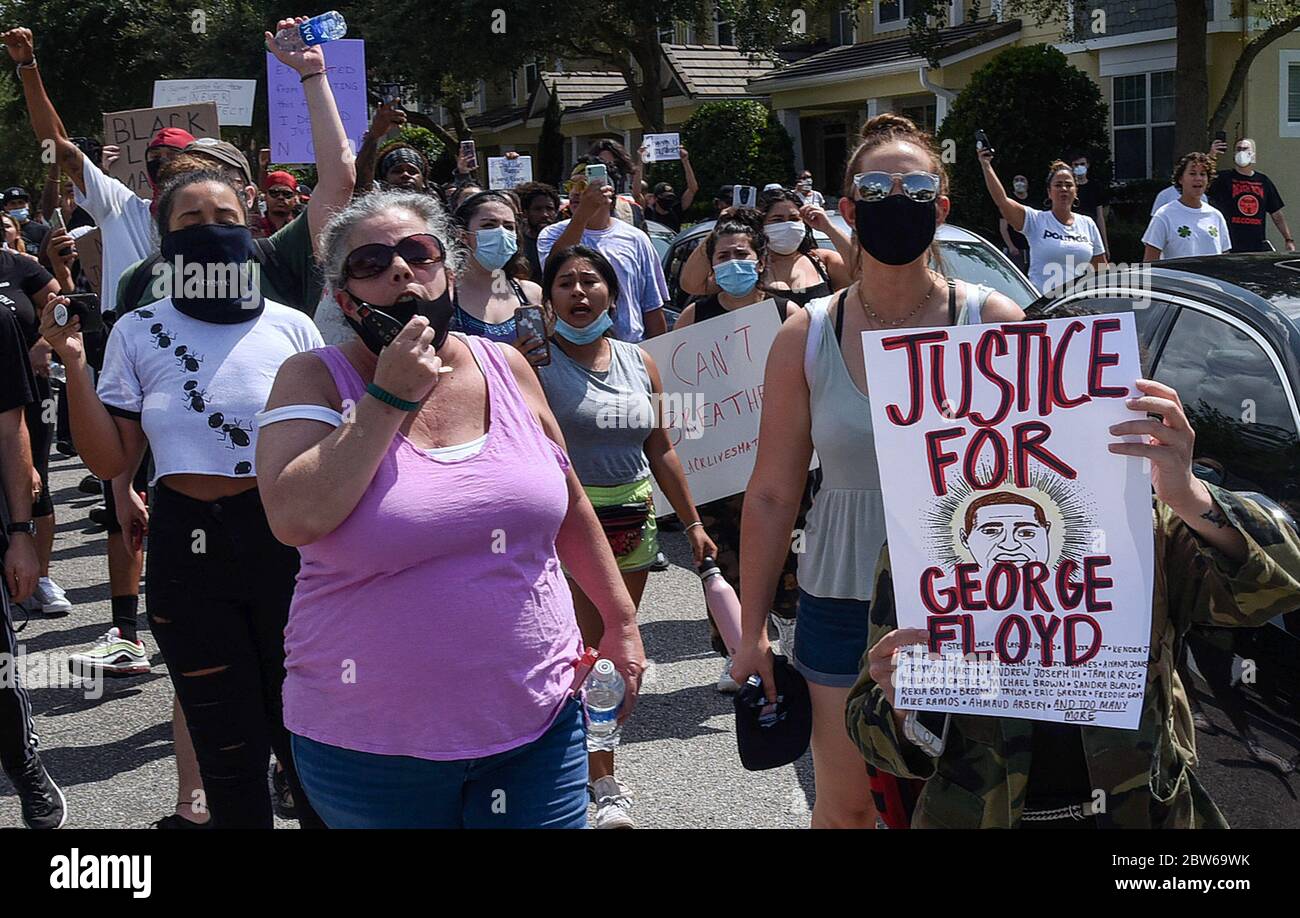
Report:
159,223,263,323
343,287,455,355
854,196,938,266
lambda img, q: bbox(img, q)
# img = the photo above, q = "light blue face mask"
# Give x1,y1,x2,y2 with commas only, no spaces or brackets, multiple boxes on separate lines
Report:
714,258,760,296
472,226,518,271
8,207,29,223
554,310,614,344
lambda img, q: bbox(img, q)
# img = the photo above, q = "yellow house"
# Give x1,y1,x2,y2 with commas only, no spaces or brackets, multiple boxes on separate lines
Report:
748,1,1300,249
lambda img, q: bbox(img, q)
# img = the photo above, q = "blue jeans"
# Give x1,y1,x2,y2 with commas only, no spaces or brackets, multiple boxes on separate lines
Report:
791,589,872,688
291,699,588,828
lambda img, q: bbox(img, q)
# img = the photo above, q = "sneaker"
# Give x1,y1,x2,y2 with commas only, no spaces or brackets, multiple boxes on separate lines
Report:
88,506,112,528
77,474,101,494
648,551,670,572
716,657,741,694
153,813,210,829
28,577,72,617
67,628,150,678
4,753,67,829
56,440,78,458
771,614,797,659
270,760,297,820
590,776,635,829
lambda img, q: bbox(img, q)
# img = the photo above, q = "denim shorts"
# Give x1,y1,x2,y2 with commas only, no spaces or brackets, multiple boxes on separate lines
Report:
791,589,872,688
291,698,589,828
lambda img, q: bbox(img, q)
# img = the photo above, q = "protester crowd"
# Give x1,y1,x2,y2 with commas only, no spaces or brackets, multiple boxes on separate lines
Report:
1,15,1298,833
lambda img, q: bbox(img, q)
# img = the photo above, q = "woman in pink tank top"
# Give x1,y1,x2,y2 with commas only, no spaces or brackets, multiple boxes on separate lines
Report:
255,191,646,829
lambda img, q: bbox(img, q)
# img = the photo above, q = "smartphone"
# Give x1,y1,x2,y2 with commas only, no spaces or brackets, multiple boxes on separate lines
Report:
732,185,757,208
354,302,405,349
514,305,550,366
379,82,402,105
50,209,66,232
1214,130,1227,143
460,139,478,172
975,129,992,154
585,163,608,188
52,293,105,335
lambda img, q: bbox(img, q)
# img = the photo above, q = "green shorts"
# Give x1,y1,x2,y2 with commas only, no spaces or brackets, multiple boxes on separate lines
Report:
583,478,659,573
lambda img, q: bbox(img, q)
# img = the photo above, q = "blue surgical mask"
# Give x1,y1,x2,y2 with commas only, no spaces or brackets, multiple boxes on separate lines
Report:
8,207,29,222
472,226,518,271
554,310,614,344
714,259,760,296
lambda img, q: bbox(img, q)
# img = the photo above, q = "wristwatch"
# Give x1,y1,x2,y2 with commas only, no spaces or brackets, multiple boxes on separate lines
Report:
6,520,36,537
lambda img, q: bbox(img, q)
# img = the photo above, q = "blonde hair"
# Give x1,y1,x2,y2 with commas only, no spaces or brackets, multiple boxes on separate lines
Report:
842,113,949,277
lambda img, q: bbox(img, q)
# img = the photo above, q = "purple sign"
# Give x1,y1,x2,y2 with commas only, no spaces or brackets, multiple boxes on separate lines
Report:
267,39,367,163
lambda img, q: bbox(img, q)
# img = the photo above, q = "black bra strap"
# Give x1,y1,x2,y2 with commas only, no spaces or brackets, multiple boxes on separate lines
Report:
509,276,530,305
947,279,958,325
834,289,848,346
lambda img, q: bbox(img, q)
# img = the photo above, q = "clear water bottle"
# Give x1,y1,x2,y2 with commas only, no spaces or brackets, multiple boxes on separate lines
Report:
584,658,625,752
273,11,347,52
48,359,67,385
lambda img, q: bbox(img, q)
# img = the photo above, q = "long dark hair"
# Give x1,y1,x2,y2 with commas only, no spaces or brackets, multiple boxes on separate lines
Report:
454,189,530,280
705,207,768,265
542,244,622,327
758,187,815,255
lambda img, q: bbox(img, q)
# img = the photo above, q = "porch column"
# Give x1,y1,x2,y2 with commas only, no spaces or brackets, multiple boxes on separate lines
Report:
776,108,804,174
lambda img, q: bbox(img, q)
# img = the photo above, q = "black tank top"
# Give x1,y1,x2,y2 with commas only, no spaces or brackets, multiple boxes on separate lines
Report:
692,293,793,324
762,252,832,306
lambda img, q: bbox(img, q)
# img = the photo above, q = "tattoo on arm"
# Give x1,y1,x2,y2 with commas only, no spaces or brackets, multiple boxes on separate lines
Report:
1200,506,1229,528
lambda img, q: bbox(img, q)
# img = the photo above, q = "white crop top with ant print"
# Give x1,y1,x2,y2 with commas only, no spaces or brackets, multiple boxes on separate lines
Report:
96,296,323,484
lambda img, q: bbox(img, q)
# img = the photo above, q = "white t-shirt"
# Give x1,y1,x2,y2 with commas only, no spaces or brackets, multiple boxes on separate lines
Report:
1142,199,1231,260
74,157,156,315
1020,207,1105,294
536,218,668,342
97,297,324,482
1150,184,1180,216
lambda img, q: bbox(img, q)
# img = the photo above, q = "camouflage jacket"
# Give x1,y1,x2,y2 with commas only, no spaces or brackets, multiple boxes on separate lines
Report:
845,485,1300,828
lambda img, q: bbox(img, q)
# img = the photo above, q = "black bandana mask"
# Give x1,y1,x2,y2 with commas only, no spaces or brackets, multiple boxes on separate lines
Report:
343,288,455,355
159,224,264,323
854,195,938,266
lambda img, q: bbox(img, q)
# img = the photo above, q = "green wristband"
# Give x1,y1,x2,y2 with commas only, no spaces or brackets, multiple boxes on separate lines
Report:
366,382,419,412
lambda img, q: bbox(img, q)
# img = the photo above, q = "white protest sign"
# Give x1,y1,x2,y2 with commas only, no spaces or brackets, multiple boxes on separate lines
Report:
641,132,680,163
640,300,787,517
862,312,1153,729
153,80,256,126
488,155,533,189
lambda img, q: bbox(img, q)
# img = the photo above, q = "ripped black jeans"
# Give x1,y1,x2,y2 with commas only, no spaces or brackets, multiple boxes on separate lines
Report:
146,482,322,829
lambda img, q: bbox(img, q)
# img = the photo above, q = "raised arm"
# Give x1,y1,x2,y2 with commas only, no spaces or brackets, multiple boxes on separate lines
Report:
978,149,1025,232
353,103,407,196
679,146,699,211
2,28,86,194
265,16,356,259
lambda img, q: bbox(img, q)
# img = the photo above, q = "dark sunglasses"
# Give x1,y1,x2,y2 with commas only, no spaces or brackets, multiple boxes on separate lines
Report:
852,171,942,203
343,233,445,280
265,187,296,199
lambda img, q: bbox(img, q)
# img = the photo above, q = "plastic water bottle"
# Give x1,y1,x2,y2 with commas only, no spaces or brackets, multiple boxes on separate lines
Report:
699,557,744,657
584,658,625,752
273,11,347,52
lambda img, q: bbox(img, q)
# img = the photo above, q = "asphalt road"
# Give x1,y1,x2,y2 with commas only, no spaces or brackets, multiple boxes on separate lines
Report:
1,453,1297,828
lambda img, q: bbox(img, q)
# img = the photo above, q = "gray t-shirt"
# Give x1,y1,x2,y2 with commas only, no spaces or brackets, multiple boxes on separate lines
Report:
538,338,653,487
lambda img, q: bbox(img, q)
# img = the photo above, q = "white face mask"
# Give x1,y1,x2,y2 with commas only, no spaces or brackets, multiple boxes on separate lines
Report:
1235,150,1254,168
1013,181,1028,195
1072,165,1087,177
764,221,806,255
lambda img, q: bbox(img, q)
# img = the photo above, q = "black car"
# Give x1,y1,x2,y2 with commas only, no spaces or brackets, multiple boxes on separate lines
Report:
1032,254,1300,749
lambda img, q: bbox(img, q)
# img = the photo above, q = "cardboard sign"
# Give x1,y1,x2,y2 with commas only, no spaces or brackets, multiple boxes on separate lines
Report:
153,79,257,126
102,102,220,199
267,39,367,164
862,313,1154,729
640,300,789,517
488,155,533,189
641,132,680,163
76,228,104,296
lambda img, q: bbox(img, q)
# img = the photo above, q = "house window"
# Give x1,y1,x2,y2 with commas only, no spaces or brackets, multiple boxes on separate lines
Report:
1282,50,1300,138
525,61,540,97
877,0,917,30
716,19,734,45
831,4,857,44
896,100,937,133
1112,71,1175,181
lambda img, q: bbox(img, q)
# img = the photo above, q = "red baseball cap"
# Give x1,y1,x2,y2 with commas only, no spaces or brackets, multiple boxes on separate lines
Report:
264,170,299,192
148,127,197,151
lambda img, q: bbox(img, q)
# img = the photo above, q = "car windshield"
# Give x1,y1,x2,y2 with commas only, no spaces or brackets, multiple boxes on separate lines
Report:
936,240,1038,308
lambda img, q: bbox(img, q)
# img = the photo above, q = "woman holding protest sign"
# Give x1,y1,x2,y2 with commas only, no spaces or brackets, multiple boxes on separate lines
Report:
980,153,1106,294
255,193,646,828
534,243,715,828
730,113,1023,828
673,210,806,691
846,370,1300,827
449,191,541,347
40,168,327,829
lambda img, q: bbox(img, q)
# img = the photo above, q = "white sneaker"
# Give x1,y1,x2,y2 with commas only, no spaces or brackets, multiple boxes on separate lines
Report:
590,776,635,829
771,614,797,658
716,658,741,694
68,628,150,677
31,577,73,616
